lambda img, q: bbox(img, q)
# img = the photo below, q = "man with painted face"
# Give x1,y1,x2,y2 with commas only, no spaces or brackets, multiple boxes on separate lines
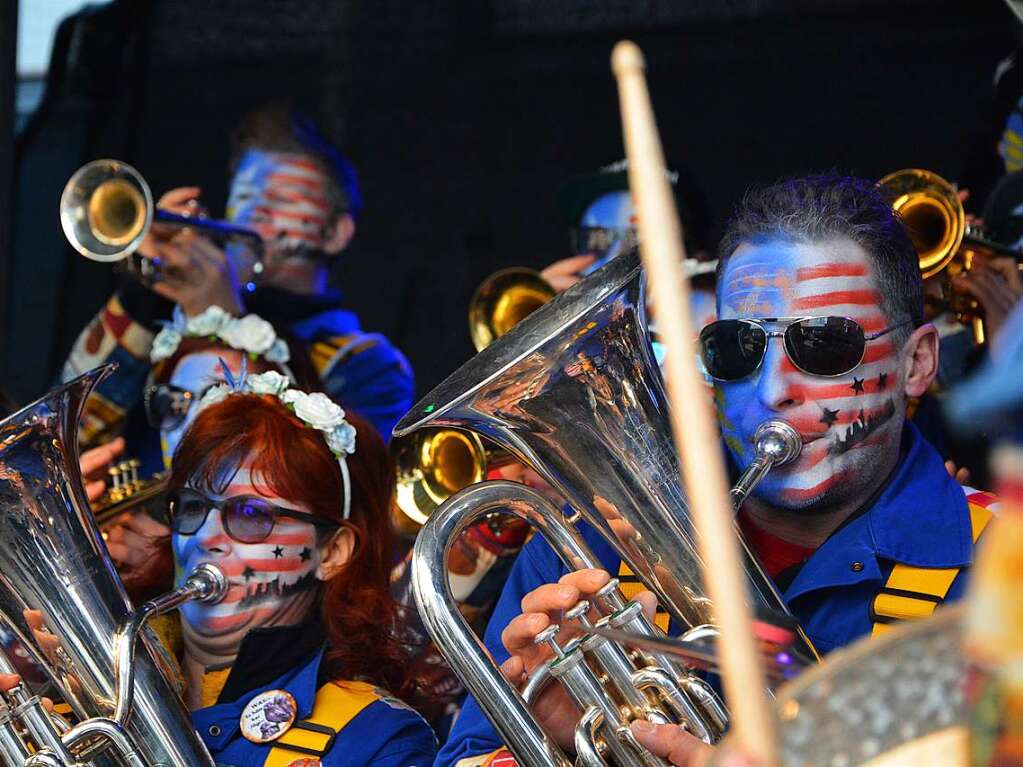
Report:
434,174,999,767
61,102,413,464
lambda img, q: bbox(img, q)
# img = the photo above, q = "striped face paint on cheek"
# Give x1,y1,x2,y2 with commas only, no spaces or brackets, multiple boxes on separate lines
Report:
227,150,331,253
173,466,323,638
716,239,903,509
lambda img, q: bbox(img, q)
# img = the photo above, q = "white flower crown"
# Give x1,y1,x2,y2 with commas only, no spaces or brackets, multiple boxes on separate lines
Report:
151,305,291,367
197,360,357,520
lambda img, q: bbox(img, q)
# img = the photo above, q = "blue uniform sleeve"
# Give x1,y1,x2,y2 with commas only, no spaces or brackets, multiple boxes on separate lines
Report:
433,524,625,767
321,339,414,442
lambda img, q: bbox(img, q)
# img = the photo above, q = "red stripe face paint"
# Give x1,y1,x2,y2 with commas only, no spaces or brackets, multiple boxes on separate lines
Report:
715,237,906,511
173,465,324,652
227,150,333,256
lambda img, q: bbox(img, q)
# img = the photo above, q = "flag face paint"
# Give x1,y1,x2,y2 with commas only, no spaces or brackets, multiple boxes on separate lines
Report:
715,237,904,509
173,465,322,641
580,190,637,230
227,150,332,255
160,350,246,468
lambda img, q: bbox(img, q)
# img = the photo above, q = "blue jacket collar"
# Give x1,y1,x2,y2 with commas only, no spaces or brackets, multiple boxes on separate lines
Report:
192,644,325,751
785,422,973,602
290,307,361,339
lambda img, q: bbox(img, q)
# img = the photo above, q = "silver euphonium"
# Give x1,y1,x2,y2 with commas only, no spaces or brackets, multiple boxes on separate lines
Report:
0,366,228,766
397,249,812,766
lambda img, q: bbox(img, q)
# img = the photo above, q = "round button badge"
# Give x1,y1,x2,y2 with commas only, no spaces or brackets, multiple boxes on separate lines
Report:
240,689,297,744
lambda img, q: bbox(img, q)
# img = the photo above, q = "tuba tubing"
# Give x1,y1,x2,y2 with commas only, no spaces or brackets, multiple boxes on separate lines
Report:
412,481,727,766
0,366,223,766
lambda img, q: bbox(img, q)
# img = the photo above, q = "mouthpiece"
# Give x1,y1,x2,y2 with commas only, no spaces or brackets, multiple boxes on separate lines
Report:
753,420,802,467
184,563,229,604
611,41,645,76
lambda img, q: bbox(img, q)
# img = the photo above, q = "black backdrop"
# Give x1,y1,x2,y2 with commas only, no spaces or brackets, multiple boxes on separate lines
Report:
2,0,1017,405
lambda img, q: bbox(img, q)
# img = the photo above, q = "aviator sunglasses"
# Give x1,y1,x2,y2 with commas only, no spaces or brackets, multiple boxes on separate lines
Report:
698,316,913,381
169,488,339,544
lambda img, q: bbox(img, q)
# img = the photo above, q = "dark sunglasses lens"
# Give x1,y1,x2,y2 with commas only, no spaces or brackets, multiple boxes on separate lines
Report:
145,386,192,430
223,498,276,544
785,317,865,376
699,320,767,380
169,491,210,535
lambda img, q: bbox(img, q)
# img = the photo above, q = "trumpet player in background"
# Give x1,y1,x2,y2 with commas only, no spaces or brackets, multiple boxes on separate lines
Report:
61,102,413,474
436,173,1001,767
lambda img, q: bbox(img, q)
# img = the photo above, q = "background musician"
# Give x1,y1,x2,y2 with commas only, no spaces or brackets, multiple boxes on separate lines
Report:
61,103,413,471
435,173,1000,767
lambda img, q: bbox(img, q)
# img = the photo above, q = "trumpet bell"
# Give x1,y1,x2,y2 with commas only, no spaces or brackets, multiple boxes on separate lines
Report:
60,159,154,262
393,428,487,532
879,168,965,279
469,267,556,352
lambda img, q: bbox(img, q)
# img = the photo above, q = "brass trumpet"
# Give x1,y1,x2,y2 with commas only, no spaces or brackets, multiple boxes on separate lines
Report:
60,159,264,283
880,168,1019,345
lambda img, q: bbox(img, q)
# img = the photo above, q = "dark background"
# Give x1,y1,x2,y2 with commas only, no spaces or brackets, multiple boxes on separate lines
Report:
1,0,1017,405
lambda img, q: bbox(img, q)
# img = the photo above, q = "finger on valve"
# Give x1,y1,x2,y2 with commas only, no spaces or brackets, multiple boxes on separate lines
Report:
630,721,716,767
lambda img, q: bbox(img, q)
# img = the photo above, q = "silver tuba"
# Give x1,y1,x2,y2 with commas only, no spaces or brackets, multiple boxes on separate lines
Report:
397,249,812,765
0,366,227,766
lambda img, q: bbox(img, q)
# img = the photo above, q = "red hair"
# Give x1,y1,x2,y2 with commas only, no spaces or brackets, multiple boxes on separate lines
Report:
169,393,416,699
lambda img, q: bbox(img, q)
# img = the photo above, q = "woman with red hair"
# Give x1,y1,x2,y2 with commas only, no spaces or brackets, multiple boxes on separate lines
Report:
162,371,435,765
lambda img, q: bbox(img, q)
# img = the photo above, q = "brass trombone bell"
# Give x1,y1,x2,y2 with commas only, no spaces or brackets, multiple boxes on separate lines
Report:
469,268,557,352
392,428,490,533
878,168,965,279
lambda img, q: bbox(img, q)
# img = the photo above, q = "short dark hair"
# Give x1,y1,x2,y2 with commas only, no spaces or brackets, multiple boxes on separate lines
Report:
717,174,923,332
231,101,363,219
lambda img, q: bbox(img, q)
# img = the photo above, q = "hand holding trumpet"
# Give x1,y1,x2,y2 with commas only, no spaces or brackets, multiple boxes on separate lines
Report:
138,187,248,317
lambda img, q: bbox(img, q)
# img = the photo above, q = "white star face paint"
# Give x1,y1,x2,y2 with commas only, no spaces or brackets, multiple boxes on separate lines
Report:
173,462,325,655
715,237,906,510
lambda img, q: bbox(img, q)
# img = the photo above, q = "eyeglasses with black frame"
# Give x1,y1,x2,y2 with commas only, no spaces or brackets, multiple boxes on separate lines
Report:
698,316,912,381
168,487,340,544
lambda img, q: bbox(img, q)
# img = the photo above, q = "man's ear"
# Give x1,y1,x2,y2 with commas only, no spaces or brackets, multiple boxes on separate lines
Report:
322,213,355,256
902,323,940,398
316,526,356,581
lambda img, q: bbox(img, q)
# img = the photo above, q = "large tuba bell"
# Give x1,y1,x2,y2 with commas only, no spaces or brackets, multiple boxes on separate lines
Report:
0,366,228,766
398,249,812,764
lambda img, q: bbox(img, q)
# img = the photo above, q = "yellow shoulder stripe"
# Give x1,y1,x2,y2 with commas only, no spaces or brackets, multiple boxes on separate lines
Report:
871,502,993,637
264,681,381,765
616,562,671,632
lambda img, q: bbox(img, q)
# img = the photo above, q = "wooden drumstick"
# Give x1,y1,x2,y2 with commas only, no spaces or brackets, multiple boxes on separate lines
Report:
611,40,779,764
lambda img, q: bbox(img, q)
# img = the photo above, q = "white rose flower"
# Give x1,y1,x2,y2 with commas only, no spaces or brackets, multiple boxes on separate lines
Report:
185,305,230,337
291,391,347,431
279,389,306,409
326,421,357,455
246,371,291,396
220,314,277,355
150,328,183,363
265,338,290,364
198,384,231,410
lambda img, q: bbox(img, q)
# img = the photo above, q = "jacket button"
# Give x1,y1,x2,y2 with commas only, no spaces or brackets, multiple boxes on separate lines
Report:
851,562,864,572
208,725,221,737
